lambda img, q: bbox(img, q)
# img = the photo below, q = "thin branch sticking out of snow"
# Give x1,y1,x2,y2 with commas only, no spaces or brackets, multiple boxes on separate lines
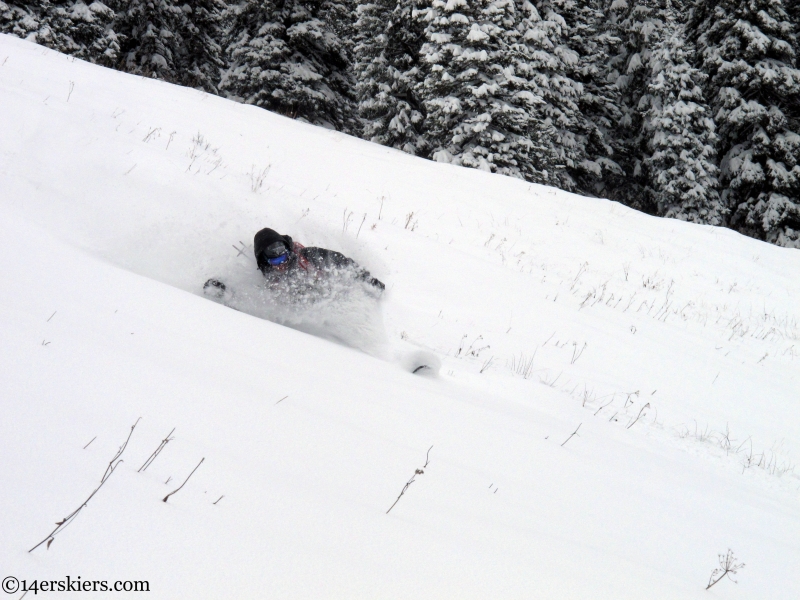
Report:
386,446,433,514
29,418,141,553
163,458,205,503
138,427,175,473
706,549,745,590
561,423,581,447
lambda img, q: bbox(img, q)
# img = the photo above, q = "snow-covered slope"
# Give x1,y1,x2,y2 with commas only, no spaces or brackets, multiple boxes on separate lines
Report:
1,33,799,598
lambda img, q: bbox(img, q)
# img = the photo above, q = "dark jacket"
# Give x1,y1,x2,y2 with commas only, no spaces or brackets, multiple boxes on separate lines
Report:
253,228,385,291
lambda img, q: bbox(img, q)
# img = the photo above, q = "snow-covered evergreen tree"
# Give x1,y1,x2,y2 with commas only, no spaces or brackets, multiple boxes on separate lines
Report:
516,0,601,191
415,0,556,183
114,0,188,83
113,0,225,91
221,0,355,131
1,1,120,66
0,0,28,37
641,21,723,224
117,0,184,81
323,0,357,53
1,1,62,45
549,0,625,196
602,0,675,213
691,0,800,247
177,0,226,93
353,0,427,154
785,0,800,37
61,1,119,65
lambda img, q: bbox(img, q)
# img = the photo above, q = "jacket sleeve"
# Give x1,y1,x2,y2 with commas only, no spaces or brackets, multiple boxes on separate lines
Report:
301,247,385,291
302,247,357,270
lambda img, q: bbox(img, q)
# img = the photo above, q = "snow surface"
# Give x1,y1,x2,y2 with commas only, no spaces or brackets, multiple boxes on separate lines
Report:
1,33,799,598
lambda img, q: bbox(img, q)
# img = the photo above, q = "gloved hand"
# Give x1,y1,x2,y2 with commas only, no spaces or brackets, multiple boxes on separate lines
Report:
357,270,385,292
203,278,227,299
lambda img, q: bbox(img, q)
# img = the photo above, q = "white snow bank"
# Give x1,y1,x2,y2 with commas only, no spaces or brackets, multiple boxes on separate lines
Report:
1,34,799,599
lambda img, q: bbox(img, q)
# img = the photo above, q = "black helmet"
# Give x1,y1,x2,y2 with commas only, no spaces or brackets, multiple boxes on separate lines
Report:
254,228,294,270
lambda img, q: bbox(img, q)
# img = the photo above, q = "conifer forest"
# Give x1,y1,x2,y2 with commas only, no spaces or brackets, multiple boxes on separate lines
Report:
3,0,800,248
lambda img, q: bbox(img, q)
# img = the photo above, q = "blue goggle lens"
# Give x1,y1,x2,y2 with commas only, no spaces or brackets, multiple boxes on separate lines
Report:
267,253,289,266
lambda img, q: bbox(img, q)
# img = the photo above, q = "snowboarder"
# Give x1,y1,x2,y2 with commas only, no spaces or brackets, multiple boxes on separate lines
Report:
253,228,385,291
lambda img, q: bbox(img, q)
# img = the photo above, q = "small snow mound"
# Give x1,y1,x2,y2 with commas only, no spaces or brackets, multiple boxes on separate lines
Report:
398,350,442,376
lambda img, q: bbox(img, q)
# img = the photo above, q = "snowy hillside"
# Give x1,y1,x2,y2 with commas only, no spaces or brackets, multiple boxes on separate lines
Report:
1,33,799,598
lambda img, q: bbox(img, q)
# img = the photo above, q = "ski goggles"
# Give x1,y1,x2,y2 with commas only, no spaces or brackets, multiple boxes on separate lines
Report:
267,252,290,266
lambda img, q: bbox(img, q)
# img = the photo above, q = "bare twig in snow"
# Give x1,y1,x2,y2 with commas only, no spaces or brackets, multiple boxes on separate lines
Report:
626,403,650,429
480,356,494,373
142,127,160,142
706,549,745,589
386,446,433,514
570,342,587,365
29,462,122,553
103,418,140,483
356,213,367,238
570,262,588,291
29,419,139,552
539,371,562,388
561,423,581,447
163,458,205,503
509,351,536,379
138,428,175,472
250,164,270,192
